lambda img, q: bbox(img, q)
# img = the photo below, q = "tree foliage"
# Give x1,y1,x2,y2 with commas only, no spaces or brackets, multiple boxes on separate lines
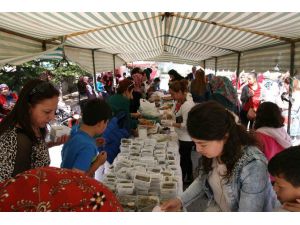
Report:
0,59,90,93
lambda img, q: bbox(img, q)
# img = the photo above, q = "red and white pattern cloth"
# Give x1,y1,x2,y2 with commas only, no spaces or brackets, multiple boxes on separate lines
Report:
0,167,123,212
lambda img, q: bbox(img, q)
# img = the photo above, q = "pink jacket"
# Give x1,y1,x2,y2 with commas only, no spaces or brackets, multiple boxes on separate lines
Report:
256,132,285,161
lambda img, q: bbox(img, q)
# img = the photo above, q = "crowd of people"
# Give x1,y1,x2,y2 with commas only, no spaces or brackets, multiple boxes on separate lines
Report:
0,65,300,212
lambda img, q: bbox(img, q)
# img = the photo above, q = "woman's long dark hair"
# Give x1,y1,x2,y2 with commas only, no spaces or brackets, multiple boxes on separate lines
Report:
187,101,259,181
190,69,206,96
0,79,59,143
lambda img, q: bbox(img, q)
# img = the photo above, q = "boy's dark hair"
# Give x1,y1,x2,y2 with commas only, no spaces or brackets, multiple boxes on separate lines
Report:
130,67,143,76
268,146,300,187
248,72,258,80
82,99,112,126
254,102,284,129
154,78,160,83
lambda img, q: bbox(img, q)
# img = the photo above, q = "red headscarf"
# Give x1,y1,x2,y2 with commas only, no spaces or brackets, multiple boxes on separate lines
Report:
0,167,123,212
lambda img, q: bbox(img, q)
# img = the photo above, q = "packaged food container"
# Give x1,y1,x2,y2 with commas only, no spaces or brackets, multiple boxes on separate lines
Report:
129,156,140,161
130,145,141,152
134,173,151,189
117,183,135,195
105,173,116,179
50,125,71,142
147,167,162,174
132,138,144,145
138,126,148,139
141,151,153,157
116,178,133,184
155,142,168,149
103,177,116,184
121,138,132,145
116,167,129,179
129,152,140,157
135,189,149,195
141,148,154,153
160,170,174,177
167,160,176,166
133,162,147,168
118,195,137,212
136,195,160,212
144,139,157,146
160,182,177,198
120,146,130,152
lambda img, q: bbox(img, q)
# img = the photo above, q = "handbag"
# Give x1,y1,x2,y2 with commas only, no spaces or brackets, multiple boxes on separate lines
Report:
247,108,256,120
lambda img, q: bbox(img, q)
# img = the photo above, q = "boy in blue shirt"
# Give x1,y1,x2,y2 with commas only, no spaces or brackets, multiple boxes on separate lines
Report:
61,99,112,177
268,145,300,211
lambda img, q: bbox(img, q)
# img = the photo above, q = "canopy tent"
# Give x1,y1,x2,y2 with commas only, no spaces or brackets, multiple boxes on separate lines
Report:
1,12,300,134
1,12,300,70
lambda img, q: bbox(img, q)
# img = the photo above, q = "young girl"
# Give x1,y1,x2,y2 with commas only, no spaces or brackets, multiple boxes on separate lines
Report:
0,79,68,182
254,101,292,162
165,80,195,184
161,101,279,211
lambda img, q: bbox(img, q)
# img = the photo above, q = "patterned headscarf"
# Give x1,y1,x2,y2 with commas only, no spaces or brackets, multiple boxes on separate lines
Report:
0,167,123,212
210,76,238,106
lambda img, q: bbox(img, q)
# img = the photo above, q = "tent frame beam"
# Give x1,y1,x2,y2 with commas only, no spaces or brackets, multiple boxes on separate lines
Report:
44,14,164,43
173,13,293,43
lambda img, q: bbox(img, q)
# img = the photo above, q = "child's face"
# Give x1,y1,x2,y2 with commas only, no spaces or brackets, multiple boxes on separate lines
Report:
273,175,300,204
96,120,108,135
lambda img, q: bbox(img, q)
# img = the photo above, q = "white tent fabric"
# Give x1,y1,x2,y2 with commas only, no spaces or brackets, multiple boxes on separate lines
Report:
0,31,61,65
64,46,125,73
0,12,300,70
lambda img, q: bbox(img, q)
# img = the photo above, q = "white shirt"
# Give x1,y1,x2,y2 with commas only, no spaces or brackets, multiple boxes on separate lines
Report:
208,159,231,212
173,93,195,141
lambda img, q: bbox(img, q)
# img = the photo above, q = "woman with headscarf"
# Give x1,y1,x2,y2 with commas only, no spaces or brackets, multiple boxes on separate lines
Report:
0,167,123,212
209,76,239,115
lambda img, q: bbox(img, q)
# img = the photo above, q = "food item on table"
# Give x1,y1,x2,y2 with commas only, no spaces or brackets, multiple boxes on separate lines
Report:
139,118,155,127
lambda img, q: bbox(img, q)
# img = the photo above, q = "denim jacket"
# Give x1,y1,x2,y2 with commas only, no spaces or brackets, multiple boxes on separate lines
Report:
179,146,280,211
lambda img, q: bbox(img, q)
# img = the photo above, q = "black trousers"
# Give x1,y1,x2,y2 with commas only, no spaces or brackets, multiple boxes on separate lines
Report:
179,140,194,182
130,91,142,113
240,109,254,128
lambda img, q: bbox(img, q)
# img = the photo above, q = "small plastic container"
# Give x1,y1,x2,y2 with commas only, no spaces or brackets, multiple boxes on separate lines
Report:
136,195,160,212
118,195,137,212
50,125,71,142
117,183,135,195
134,172,151,189
155,142,168,149
121,138,132,145
138,126,148,139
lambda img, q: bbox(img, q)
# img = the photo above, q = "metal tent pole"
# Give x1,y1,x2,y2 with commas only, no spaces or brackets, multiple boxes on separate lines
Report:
236,52,241,89
92,49,97,91
287,42,295,135
215,57,217,75
113,54,116,91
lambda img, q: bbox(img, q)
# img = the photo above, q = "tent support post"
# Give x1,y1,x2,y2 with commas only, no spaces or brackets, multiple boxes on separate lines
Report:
215,57,217,75
236,52,241,89
113,54,116,89
203,60,206,70
287,42,295,135
92,49,97,92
